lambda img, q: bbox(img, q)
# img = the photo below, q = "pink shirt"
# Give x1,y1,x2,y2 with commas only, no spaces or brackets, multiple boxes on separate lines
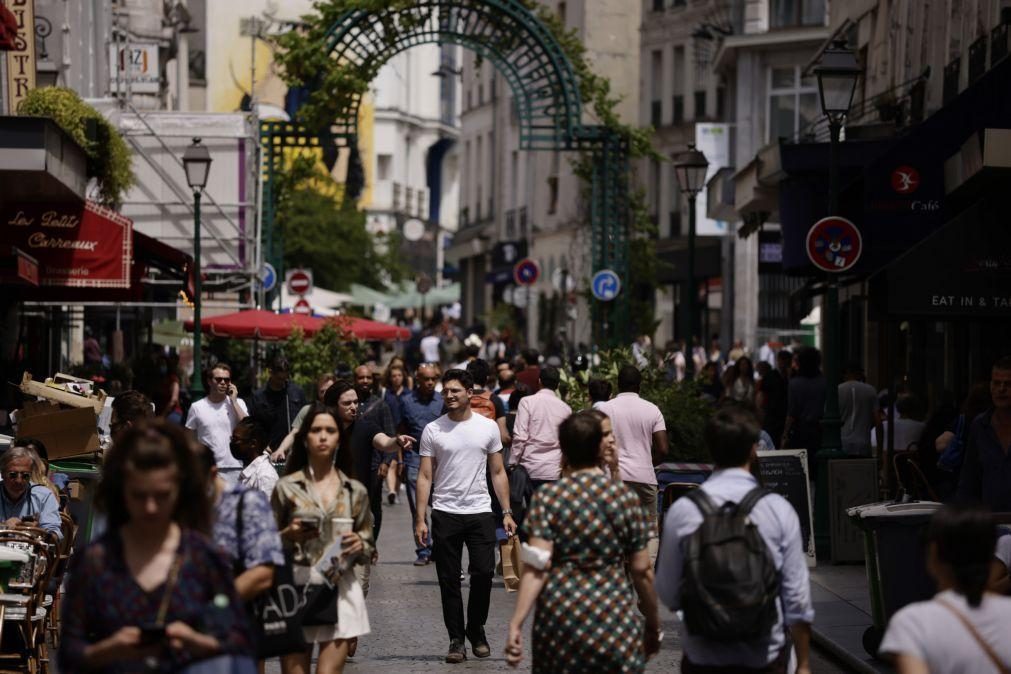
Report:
508,388,572,480
598,392,666,485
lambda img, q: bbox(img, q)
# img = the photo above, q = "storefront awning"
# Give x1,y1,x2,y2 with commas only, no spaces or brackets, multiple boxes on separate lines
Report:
869,193,1011,319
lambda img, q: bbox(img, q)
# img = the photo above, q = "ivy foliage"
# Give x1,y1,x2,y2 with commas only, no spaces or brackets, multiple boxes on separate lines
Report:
273,0,662,337
276,155,408,292
17,87,135,208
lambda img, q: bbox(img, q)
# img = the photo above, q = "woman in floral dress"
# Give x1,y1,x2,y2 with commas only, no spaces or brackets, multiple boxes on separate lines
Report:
505,410,662,672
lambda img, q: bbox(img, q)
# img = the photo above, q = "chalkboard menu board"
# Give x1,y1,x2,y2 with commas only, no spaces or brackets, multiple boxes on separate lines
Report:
756,450,815,566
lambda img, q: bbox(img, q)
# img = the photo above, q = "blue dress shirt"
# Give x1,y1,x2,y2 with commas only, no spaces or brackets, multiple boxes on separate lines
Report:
655,468,814,667
399,389,444,445
0,483,62,541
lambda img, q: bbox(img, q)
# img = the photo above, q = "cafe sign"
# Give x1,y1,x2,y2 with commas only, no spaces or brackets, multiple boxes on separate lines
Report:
1,201,132,288
4,0,36,113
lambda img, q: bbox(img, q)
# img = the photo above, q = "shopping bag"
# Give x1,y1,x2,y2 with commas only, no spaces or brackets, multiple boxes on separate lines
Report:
500,536,523,592
251,559,308,658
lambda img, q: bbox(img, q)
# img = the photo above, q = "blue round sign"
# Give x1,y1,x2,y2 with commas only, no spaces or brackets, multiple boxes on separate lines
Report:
260,263,277,292
591,269,621,301
513,258,540,286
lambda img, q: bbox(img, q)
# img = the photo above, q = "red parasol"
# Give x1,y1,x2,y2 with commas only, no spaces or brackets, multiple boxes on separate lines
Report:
184,309,409,341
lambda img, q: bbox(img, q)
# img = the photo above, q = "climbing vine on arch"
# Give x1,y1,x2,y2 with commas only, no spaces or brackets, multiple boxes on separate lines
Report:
273,0,664,338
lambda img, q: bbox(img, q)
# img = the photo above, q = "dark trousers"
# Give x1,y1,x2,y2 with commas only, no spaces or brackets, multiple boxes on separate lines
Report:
431,510,496,642
369,470,383,542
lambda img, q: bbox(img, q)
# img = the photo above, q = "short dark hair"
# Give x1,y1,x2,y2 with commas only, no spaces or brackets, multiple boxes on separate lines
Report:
112,390,153,425
796,347,822,378
587,379,611,403
776,349,793,364
521,348,539,364
539,365,560,391
466,359,491,387
558,410,603,470
705,405,761,468
993,356,1011,372
194,442,216,474
464,344,481,359
235,417,268,451
928,503,997,607
508,383,532,411
617,365,642,393
270,355,290,372
442,368,474,390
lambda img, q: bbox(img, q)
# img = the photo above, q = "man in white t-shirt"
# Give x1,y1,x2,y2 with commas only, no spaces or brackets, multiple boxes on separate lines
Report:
185,363,248,483
420,330,442,365
415,368,516,664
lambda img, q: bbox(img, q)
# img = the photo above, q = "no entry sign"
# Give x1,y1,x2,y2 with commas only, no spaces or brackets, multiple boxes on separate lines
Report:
292,298,312,315
286,268,313,296
806,217,862,273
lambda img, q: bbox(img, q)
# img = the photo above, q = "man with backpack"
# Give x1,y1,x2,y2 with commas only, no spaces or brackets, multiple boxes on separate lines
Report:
655,405,814,673
466,359,509,446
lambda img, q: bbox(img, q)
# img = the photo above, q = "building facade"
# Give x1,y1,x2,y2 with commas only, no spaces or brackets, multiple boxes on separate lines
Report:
449,0,641,348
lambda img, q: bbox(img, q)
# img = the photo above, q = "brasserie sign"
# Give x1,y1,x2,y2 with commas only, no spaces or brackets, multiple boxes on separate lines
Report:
2,201,132,288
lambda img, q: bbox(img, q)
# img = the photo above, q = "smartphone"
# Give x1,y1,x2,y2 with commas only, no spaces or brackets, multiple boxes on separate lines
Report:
21,514,37,523
139,624,166,645
299,516,320,532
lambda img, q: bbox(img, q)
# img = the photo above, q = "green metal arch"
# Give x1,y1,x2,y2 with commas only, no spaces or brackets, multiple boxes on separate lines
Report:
322,0,585,150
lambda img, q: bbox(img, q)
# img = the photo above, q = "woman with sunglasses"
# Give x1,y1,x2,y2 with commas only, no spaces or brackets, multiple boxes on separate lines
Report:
59,421,254,673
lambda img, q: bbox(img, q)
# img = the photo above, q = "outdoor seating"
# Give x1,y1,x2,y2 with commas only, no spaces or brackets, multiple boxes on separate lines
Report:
0,528,59,674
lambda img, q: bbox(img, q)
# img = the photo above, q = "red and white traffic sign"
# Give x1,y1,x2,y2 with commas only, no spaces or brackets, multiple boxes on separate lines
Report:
292,298,312,315
806,217,862,273
286,268,313,296
513,258,540,286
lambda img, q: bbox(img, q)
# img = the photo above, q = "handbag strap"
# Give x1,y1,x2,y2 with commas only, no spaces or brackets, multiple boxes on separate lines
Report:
155,552,183,626
936,597,1011,674
233,488,249,577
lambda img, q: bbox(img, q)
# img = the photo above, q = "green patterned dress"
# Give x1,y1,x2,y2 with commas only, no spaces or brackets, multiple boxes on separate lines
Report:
526,471,649,673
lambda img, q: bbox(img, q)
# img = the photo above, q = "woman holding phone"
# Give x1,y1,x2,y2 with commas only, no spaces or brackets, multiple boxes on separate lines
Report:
58,422,254,673
272,403,374,674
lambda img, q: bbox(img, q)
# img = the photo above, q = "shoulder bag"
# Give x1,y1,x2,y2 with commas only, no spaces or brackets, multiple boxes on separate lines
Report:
936,597,1011,674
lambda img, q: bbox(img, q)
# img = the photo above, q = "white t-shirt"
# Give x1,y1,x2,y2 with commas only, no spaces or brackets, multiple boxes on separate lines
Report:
419,412,502,514
185,397,248,470
420,335,441,363
880,590,1011,673
996,534,1011,569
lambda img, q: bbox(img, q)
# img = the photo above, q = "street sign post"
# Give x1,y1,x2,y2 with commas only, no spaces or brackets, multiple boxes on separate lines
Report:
513,258,540,286
591,269,621,301
806,217,862,273
260,262,277,292
292,298,312,315
551,267,575,293
286,268,313,296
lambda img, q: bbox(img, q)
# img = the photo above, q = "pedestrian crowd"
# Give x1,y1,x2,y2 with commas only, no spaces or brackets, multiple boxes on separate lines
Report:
2,332,1010,673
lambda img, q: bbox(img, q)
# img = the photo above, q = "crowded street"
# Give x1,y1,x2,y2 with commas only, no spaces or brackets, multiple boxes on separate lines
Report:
4,0,1011,673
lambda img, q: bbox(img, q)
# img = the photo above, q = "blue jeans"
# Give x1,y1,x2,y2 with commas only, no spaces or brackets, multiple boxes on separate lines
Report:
403,450,432,559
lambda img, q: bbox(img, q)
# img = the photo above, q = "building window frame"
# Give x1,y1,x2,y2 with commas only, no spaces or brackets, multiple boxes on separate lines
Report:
766,64,818,144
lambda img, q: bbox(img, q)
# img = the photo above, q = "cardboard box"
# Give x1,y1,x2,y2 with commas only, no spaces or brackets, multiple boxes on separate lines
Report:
20,372,106,413
16,402,99,460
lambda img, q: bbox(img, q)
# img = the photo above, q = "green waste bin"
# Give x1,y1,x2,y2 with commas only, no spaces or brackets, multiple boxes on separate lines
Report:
50,459,103,544
846,500,941,659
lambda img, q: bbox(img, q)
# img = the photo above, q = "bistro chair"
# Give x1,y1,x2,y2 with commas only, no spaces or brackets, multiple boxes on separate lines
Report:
45,513,78,649
0,529,55,674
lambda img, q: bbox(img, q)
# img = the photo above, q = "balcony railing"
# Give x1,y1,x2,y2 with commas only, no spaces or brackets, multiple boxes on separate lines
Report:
943,56,961,105
969,35,988,85
992,23,1009,66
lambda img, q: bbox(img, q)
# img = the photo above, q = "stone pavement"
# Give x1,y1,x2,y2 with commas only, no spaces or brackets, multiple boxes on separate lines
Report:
266,491,851,672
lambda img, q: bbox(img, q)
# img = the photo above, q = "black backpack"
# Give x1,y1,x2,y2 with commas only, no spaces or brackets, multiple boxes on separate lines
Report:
680,487,780,642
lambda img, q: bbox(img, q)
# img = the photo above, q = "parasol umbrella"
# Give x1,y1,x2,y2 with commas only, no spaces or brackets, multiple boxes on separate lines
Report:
184,309,409,341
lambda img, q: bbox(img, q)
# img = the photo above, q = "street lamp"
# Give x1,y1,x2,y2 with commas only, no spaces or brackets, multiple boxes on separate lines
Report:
183,137,212,398
813,39,861,558
674,143,709,379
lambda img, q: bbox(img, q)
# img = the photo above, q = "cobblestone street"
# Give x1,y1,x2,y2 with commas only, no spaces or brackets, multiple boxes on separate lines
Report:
266,491,848,673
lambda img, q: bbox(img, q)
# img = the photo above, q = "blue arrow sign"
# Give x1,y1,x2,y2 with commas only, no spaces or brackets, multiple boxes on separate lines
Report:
591,269,621,301
260,263,277,292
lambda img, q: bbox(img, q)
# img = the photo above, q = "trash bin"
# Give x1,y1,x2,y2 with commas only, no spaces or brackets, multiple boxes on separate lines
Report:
846,500,941,658
50,459,103,544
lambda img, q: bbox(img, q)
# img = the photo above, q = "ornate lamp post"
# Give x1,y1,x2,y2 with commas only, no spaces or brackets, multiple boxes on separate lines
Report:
674,143,709,379
813,40,861,557
183,137,213,398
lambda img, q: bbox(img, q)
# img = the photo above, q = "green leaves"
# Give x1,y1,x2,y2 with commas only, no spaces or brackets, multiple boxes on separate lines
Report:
17,87,135,208
276,156,408,292
282,322,362,390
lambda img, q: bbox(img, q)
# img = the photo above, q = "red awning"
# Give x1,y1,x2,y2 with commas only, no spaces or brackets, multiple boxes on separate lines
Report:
184,310,409,341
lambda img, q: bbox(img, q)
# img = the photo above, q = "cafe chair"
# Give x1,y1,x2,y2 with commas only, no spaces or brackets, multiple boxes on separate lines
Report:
45,513,78,649
0,529,56,674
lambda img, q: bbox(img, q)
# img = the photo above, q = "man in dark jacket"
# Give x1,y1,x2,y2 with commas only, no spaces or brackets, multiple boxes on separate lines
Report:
249,355,307,450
